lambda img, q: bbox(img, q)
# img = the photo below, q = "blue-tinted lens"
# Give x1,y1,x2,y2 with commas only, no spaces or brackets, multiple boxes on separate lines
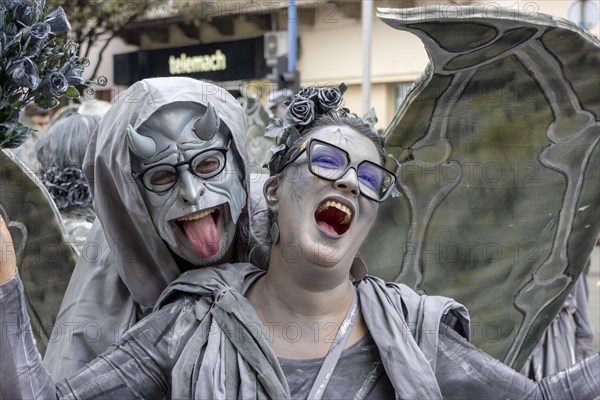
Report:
357,163,384,192
358,161,395,201
310,142,348,179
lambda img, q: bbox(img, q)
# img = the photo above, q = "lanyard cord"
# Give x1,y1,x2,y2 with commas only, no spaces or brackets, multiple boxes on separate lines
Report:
306,290,360,400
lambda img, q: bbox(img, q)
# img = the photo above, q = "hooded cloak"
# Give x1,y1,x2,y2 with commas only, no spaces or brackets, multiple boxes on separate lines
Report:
43,77,250,379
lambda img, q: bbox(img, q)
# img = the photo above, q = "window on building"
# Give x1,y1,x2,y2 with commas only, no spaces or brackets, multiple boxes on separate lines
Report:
394,82,413,110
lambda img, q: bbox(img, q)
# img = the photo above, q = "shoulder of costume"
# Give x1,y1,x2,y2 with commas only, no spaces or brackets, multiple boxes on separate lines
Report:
358,275,470,337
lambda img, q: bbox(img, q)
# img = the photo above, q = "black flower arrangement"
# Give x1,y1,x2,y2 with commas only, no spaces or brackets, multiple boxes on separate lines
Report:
41,164,91,210
0,0,89,148
264,83,380,175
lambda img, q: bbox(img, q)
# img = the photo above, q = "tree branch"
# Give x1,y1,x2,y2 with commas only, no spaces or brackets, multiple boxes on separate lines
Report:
89,30,118,79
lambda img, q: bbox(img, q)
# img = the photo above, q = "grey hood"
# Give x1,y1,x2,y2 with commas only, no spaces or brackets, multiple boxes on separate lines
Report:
84,77,249,308
43,78,249,379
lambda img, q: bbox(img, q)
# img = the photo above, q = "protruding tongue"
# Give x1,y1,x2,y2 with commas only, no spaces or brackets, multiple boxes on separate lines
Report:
182,214,220,258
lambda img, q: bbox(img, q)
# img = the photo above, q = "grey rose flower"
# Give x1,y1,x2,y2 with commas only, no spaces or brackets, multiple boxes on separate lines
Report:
264,117,284,138
287,96,316,126
14,2,33,26
61,62,85,86
45,7,70,33
46,184,70,209
42,166,91,209
9,57,40,89
317,87,343,112
60,167,83,187
29,22,51,42
41,71,69,98
67,181,92,208
297,86,318,102
42,164,61,183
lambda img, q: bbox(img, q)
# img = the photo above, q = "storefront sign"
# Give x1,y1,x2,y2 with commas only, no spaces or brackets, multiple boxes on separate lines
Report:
114,37,266,85
169,50,227,74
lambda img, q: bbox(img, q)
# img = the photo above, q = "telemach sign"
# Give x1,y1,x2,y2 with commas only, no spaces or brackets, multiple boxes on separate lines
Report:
114,37,267,85
168,50,227,75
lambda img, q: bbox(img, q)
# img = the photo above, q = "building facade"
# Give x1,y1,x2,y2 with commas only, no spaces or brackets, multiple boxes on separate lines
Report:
87,0,598,129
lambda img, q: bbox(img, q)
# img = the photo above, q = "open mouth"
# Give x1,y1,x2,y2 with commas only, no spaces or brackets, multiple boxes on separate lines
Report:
314,199,353,237
172,207,222,258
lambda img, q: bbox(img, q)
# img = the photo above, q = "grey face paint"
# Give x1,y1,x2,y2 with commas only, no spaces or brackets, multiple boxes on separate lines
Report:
128,102,246,266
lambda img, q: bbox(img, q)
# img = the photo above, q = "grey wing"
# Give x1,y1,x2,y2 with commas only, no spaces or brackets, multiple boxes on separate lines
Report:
361,6,600,369
0,150,78,355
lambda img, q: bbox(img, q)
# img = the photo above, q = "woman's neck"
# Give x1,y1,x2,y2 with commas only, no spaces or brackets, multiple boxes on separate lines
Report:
246,246,368,359
258,247,354,315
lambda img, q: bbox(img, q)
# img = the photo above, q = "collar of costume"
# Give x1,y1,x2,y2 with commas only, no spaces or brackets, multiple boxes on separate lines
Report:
155,264,470,400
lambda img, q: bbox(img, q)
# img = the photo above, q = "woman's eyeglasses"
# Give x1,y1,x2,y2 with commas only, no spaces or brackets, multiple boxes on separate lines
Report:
279,138,397,202
132,143,230,193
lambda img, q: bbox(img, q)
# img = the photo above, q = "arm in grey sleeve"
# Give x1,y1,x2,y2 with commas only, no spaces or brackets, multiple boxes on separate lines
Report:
436,324,600,400
0,271,55,399
1,272,199,399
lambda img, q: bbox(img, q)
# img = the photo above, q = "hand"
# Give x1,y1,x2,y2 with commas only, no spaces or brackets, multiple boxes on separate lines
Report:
0,214,17,284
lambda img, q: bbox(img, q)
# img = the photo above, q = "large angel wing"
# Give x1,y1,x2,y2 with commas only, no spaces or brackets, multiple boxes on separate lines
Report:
0,150,78,355
361,6,599,369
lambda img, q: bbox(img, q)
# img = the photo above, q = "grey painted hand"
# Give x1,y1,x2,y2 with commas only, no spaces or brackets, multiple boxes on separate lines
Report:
0,214,17,284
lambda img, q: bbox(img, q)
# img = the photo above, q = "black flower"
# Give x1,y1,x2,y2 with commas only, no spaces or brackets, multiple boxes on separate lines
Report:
317,87,343,112
8,57,40,89
297,86,319,102
41,71,68,98
287,96,316,126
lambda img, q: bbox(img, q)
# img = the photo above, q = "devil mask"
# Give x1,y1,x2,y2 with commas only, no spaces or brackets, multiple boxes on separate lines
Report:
127,101,246,266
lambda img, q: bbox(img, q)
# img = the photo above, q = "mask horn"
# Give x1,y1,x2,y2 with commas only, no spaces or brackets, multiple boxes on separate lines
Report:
193,101,220,141
126,124,156,159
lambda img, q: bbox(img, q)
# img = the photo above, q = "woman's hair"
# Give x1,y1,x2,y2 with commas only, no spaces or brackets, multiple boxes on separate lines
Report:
35,113,100,211
248,111,385,269
36,113,100,170
310,111,386,164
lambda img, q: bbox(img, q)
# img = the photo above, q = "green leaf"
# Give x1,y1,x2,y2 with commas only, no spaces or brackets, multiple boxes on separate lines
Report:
64,85,80,99
34,97,59,109
363,107,378,125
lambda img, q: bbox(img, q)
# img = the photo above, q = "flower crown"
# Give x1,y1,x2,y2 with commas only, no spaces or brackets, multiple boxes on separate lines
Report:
264,83,380,175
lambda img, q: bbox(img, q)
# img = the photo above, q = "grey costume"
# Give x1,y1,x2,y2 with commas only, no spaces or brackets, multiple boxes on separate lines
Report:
521,275,595,380
1,264,598,399
43,78,250,380
59,207,96,252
